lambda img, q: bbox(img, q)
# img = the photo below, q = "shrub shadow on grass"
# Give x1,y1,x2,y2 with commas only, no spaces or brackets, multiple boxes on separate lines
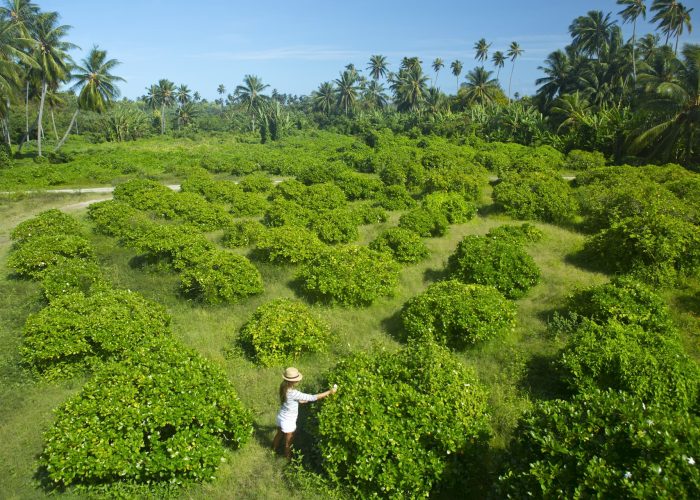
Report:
380,308,407,344
564,247,607,274
127,254,172,273
423,267,447,284
477,202,501,218
676,290,700,315
517,354,571,402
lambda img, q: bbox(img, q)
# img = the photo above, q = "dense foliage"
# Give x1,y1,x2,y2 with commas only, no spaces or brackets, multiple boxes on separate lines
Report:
368,227,429,263
493,171,578,224
239,299,331,366
398,207,449,237
315,342,492,498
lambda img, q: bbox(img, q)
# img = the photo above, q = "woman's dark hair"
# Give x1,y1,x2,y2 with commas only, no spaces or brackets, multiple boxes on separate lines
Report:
279,380,296,404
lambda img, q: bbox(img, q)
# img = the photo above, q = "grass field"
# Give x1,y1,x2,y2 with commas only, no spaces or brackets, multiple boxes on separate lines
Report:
1,181,698,499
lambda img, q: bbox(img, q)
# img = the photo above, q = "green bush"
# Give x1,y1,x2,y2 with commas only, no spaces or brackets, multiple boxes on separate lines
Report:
0,144,11,169
401,280,515,348
350,203,388,225
22,289,171,378
316,342,491,498
239,172,274,193
40,340,253,487
368,227,429,263
375,184,417,210
334,171,384,200
297,162,348,185
256,226,323,264
584,211,700,284
475,150,512,173
7,234,95,279
567,277,676,335
299,182,348,212
447,235,540,299
180,175,242,203
179,250,263,304
499,389,700,498
113,179,177,217
229,190,269,217
271,178,307,201
239,299,331,366
171,192,234,230
123,223,215,271
263,199,313,227
486,223,543,244
10,209,82,246
297,246,400,306
560,319,699,410
40,259,107,302
493,172,578,224
424,167,481,201
398,208,449,237
309,209,359,244
87,200,144,236
565,149,606,170
422,192,477,223
221,219,267,248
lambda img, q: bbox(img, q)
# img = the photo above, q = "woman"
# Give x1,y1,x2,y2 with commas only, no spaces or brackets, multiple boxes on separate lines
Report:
272,367,337,458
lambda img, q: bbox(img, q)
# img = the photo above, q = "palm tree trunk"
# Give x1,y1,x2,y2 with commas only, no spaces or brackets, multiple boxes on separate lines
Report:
24,81,29,144
37,80,47,157
632,21,637,81
3,97,11,147
508,63,515,101
160,104,166,134
55,109,78,152
51,110,59,141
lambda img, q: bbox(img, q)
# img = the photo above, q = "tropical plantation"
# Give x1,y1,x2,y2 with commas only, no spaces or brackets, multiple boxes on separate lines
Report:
0,0,699,498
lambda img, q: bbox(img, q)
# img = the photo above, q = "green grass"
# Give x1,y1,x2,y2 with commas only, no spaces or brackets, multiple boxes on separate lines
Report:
0,183,695,499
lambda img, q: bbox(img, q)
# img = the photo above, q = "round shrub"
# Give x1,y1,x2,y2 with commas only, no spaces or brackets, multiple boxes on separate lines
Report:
239,299,331,366
239,172,274,193
87,200,144,236
263,199,312,228
375,184,417,210
316,342,491,498
334,171,384,200
475,149,512,173
424,167,482,202
221,219,267,248
447,235,540,299
255,226,323,264
299,182,348,212
180,250,263,304
271,178,307,201
493,171,578,224
398,207,449,237
113,179,177,217
560,319,699,411
564,149,606,170
584,211,700,284
180,175,241,203
123,223,215,271
40,340,253,487
7,234,95,279
487,223,543,244
499,389,700,499
309,209,359,244
423,192,477,223
22,289,171,378
40,259,107,302
351,203,388,225
228,190,269,217
297,162,348,185
10,209,82,246
297,246,400,306
567,277,676,335
401,280,515,348
369,227,429,263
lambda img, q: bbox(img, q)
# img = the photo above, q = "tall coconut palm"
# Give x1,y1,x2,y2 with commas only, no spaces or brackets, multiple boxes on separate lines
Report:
432,57,444,87
235,74,269,130
363,79,388,110
450,59,463,92
312,81,335,115
334,69,359,115
30,11,75,156
154,79,175,134
617,0,647,79
176,101,198,128
536,49,575,108
491,51,506,81
216,83,225,110
569,10,618,59
390,64,429,113
631,43,700,163
638,33,661,62
192,90,201,102
474,38,491,62
176,84,190,106
460,66,501,106
55,46,123,150
507,41,524,100
651,1,693,53
367,54,388,81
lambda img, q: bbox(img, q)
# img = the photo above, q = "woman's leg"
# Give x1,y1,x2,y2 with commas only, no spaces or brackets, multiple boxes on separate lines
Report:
272,428,283,452
283,432,294,459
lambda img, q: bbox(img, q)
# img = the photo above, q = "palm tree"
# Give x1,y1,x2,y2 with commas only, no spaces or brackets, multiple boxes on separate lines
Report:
176,101,198,128
432,57,444,87
460,66,501,106
235,74,269,129
334,69,359,115
30,11,75,156
450,59,463,92
390,64,429,112
363,79,388,110
55,45,124,150
569,10,618,59
638,33,661,62
367,54,388,81
651,1,693,54
551,91,593,133
631,43,700,163
474,38,491,62
617,0,647,79
491,51,506,81
154,79,176,134
507,41,524,100
312,81,335,115
176,84,190,106
192,90,201,102
217,83,225,110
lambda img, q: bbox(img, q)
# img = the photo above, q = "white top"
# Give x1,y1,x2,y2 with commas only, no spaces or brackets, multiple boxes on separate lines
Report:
277,389,317,428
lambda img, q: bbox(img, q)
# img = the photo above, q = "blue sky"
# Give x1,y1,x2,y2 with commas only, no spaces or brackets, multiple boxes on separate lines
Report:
40,0,699,100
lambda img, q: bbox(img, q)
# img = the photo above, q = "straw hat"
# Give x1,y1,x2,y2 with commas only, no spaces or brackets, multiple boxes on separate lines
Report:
283,367,303,382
